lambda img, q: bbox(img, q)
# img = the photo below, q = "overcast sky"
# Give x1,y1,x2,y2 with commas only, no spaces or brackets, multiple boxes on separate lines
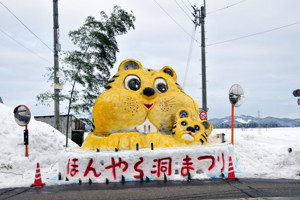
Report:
0,0,300,119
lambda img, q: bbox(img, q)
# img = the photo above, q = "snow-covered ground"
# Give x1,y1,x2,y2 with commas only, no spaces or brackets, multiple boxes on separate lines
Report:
0,103,299,189
216,127,300,179
0,103,78,189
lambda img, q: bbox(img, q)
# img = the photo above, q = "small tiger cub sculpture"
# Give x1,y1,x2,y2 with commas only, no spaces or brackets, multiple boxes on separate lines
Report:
172,108,213,144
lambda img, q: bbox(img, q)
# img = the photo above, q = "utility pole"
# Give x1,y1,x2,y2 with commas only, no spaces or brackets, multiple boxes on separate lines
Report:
200,1,207,113
53,0,61,130
192,0,207,113
257,110,261,134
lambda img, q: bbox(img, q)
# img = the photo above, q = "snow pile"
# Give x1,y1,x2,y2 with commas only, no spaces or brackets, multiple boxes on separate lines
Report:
0,103,300,189
218,128,300,179
0,103,78,188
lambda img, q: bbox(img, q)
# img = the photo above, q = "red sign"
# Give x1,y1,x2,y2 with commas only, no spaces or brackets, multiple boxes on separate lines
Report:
199,111,207,120
293,89,300,97
298,99,300,105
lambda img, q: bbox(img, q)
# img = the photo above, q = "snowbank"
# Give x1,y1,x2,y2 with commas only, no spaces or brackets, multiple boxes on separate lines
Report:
0,103,300,189
0,103,78,188
218,128,300,179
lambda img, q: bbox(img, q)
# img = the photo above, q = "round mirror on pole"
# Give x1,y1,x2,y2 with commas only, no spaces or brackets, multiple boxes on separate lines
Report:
13,105,31,127
13,105,31,157
229,84,244,107
228,84,244,145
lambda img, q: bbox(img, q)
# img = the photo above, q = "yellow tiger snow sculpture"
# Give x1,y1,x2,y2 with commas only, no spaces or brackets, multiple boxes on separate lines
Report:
172,108,213,144
81,59,213,150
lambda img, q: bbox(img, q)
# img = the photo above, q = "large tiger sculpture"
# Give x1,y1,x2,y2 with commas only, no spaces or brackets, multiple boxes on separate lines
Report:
81,59,212,150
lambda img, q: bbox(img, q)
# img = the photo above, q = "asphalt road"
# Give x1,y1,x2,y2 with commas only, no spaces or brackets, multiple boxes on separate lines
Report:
1,178,300,200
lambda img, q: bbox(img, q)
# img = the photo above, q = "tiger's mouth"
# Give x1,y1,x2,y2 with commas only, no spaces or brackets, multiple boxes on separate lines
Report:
144,103,154,110
182,132,194,141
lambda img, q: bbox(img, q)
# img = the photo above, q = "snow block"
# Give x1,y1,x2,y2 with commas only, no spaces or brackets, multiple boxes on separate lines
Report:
59,144,234,183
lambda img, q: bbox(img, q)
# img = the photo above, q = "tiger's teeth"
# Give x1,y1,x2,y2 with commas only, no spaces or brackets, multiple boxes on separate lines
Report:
134,118,158,135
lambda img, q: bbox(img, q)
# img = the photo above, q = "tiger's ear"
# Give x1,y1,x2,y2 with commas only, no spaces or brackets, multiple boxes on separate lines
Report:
118,59,143,72
160,66,177,81
176,108,189,120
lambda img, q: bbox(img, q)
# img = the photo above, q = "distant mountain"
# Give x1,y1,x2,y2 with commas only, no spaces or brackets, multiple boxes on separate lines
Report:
209,115,300,128
76,113,300,130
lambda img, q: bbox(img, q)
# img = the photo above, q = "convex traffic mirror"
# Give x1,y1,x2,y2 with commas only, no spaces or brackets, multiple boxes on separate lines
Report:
13,105,31,127
229,84,244,107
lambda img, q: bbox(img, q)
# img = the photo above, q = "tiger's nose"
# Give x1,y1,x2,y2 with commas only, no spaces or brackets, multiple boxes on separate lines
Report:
143,87,155,97
186,127,195,133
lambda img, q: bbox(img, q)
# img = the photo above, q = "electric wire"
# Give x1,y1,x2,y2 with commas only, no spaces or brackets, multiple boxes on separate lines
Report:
208,0,246,14
186,0,193,7
207,0,247,15
153,0,200,44
174,0,192,21
0,1,53,52
207,21,300,47
183,25,196,88
0,27,52,64
180,0,193,13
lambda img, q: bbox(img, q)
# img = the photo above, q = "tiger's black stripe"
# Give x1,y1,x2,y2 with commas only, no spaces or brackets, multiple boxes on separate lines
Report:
105,85,112,90
107,79,115,84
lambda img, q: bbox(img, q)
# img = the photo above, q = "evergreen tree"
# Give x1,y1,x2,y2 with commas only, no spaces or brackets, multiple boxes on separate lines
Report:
37,6,135,115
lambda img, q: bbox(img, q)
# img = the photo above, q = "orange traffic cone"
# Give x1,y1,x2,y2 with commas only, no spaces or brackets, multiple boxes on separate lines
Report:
31,162,45,187
226,156,239,181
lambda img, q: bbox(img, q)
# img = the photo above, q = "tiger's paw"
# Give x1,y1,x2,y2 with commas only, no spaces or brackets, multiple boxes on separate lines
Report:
118,132,142,150
142,132,175,149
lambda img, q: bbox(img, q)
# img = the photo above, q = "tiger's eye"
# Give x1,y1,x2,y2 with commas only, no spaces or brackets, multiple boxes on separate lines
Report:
181,121,187,126
154,78,168,93
194,125,200,131
124,75,141,91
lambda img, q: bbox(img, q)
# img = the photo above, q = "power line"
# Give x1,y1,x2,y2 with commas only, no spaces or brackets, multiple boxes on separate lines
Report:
0,27,52,64
180,0,193,13
206,0,247,15
0,1,53,52
183,26,196,88
153,0,200,44
186,0,193,7
207,21,300,47
174,0,193,21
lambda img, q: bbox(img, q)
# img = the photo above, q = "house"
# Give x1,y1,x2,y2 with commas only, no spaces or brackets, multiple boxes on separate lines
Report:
34,114,86,146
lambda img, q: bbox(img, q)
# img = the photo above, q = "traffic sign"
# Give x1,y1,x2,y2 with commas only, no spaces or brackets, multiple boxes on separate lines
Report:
199,110,207,120
293,89,300,97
